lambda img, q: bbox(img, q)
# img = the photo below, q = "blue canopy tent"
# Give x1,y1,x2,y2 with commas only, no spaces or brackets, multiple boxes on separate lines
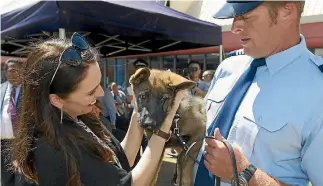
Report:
1,0,222,57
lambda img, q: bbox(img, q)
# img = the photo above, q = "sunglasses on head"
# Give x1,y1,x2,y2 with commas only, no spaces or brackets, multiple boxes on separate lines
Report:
50,32,89,85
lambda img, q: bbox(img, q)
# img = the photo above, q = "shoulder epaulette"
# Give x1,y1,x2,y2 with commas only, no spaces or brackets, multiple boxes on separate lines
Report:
226,49,245,57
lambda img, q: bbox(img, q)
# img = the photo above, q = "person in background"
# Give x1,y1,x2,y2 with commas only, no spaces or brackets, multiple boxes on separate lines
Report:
194,1,323,186
112,81,147,155
132,58,149,69
93,99,127,143
1,64,7,83
111,82,128,117
187,60,209,97
10,32,185,186
126,58,149,111
98,87,117,130
92,99,113,131
202,70,215,86
1,59,36,186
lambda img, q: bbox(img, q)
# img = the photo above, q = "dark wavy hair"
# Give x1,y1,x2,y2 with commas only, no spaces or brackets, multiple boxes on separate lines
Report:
11,38,115,186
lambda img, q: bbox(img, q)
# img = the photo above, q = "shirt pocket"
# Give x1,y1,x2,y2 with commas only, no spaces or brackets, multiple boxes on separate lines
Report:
228,114,289,160
255,116,300,164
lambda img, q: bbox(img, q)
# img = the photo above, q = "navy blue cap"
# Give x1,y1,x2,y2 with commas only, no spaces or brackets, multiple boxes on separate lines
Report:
5,58,22,64
133,58,148,68
213,1,263,19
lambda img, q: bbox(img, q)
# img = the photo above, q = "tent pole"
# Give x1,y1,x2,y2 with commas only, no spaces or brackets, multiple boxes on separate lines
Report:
104,59,107,90
59,28,66,39
219,45,223,62
125,58,128,87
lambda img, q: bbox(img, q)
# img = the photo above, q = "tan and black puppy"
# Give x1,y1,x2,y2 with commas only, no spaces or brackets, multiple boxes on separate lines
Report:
130,68,206,186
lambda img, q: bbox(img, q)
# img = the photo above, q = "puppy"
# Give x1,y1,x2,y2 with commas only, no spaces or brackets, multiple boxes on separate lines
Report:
130,68,206,186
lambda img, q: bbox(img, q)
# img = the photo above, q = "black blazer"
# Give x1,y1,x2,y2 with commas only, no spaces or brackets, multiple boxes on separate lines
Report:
33,126,132,186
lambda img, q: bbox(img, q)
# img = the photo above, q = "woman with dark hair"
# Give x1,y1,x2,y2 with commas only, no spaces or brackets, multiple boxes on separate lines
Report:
11,33,184,186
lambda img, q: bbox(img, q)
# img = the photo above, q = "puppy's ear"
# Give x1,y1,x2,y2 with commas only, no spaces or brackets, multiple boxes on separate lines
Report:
168,73,196,90
129,67,150,85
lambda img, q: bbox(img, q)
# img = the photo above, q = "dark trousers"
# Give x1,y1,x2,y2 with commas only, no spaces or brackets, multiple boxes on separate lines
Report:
1,140,36,186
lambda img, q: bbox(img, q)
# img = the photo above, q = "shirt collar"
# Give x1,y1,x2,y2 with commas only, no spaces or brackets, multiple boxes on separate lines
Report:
7,82,21,89
265,35,307,76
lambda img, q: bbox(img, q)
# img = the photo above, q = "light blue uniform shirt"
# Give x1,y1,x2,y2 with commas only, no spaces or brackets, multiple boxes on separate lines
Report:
193,35,323,186
191,80,210,95
197,79,210,92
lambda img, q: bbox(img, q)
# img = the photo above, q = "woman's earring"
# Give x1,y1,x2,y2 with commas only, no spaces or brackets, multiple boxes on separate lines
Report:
60,105,64,124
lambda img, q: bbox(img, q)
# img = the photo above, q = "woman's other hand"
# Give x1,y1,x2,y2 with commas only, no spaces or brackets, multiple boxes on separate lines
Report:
160,90,186,130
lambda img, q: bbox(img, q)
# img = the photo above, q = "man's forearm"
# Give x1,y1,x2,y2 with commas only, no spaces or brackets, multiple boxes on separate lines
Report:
250,169,290,186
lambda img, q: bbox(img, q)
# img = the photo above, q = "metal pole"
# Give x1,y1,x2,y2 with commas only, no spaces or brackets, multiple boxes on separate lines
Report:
125,58,128,86
147,56,151,68
188,54,192,62
104,59,107,89
59,28,66,39
159,56,164,69
203,53,207,71
219,45,223,63
173,55,177,72
114,58,118,82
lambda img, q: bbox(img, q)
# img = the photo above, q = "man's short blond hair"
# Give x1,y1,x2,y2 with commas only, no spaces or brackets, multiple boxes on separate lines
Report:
263,1,305,24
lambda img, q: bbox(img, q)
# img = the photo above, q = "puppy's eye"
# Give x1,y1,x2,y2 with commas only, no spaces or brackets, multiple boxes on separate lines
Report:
139,94,147,100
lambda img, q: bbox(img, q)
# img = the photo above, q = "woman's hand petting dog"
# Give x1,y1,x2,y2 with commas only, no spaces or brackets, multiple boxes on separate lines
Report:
160,90,187,132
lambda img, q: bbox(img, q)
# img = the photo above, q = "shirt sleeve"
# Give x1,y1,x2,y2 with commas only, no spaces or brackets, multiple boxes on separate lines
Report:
34,140,132,186
301,111,323,186
119,91,127,102
201,82,210,92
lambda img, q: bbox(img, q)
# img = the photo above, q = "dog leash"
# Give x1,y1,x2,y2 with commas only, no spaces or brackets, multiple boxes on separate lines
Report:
172,114,240,186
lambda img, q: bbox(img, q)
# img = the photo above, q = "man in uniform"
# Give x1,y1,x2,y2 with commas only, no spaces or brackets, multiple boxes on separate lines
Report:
194,1,323,186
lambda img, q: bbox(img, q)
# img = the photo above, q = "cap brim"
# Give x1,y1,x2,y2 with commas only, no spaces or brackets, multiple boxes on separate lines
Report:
213,1,263,19
135,65,148,68
5,58,21,64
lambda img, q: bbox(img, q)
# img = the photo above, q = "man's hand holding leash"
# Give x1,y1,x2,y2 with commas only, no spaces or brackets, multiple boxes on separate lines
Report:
204,128,250,181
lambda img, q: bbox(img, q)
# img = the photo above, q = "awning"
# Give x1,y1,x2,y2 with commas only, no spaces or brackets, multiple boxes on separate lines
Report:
1,0,222,57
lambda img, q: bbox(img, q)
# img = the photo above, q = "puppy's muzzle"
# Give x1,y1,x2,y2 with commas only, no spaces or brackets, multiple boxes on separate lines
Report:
138,108,157,129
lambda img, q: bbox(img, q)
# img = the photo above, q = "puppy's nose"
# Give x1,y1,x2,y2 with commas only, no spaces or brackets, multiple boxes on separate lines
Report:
138,108,158,129
141,117,156,127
